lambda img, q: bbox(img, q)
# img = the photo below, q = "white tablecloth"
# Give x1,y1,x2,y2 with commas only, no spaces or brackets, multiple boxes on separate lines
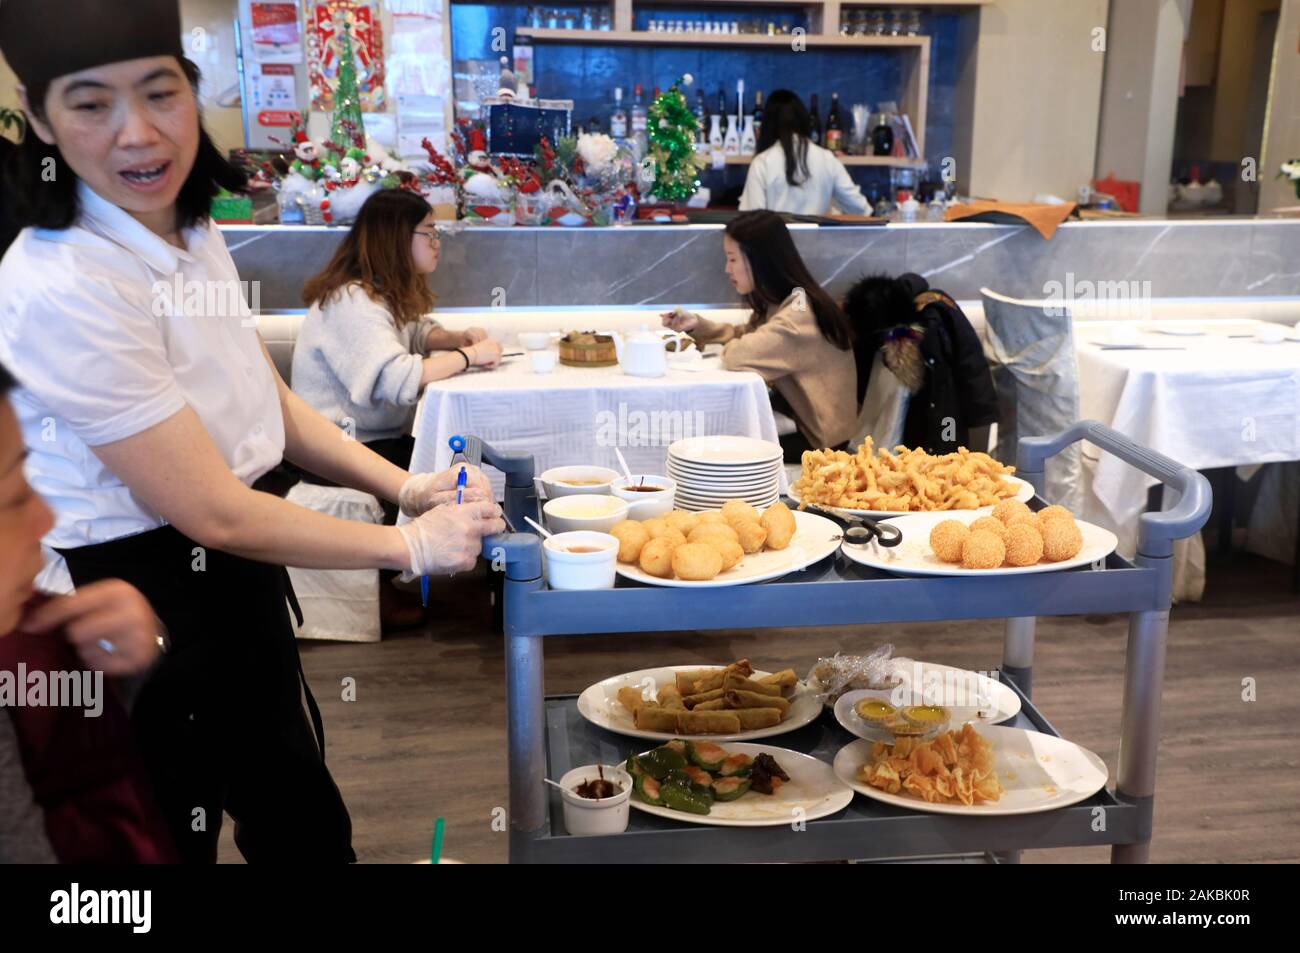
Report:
408,354,783,496
1076,319,1300,597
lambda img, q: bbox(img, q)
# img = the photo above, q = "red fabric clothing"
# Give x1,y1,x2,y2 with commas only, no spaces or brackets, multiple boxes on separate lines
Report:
0,615,176,864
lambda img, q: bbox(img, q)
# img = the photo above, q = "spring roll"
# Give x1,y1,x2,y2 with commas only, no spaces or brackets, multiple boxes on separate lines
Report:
758,669,799,696
693,660,755,695
634,706,680,732
675,669,718,695
657,684,686,710
617,686,648,713
692,698,729,711
682,688,725,708
731,708,783,730
675,710,742,734
724,673,782,697
725,689,792,715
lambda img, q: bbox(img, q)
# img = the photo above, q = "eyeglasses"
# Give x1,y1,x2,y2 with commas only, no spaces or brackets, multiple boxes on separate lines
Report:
413,229,441,244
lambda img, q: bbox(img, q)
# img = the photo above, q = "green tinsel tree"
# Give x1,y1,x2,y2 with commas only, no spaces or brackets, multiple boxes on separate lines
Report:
646,75,708,202
329,21,366,152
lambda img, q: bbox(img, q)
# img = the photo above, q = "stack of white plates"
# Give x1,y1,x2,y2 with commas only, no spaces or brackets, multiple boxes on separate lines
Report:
666,436,784,512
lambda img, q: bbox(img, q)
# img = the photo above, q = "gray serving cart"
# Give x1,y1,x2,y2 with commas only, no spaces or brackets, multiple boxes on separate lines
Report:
468,421,1211,864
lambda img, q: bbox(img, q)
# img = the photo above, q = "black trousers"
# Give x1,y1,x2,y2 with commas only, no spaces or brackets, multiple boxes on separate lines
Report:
58,526,355,864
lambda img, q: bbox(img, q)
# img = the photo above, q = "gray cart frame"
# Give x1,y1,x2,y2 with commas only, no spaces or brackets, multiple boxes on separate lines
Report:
469,421,1211,864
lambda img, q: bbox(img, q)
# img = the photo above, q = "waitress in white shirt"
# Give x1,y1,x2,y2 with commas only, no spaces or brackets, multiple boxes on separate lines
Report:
0,0,504,863
739,90,869,216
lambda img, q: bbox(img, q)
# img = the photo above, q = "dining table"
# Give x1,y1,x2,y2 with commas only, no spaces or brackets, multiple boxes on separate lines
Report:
1074,317,1300,598
407,348,785,497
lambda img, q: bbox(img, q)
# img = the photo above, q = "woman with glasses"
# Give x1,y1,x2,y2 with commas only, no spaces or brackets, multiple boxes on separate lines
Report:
294,187,502,483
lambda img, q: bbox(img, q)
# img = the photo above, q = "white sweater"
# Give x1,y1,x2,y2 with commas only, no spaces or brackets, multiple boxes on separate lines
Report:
739,138,869,215
291,284,443,443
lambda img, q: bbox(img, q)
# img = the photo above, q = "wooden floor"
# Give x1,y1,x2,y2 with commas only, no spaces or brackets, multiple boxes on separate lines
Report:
218,553,1300,864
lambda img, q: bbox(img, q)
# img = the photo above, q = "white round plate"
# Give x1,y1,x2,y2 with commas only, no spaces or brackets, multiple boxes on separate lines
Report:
577,665,822,742
787,475,1035,519
673,486,781,502
839,510,1118,576
833,725,1108,816
669,471,781,490
669,461,781,479
627,742,853,826
669,435,783,466
677,497,780,513
833,669,1021,742
616,509,841,586
668,466,783,484
1145,323,1206,336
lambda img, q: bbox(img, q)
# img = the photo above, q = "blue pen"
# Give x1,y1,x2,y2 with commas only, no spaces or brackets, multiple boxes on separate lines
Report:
422,436,469,608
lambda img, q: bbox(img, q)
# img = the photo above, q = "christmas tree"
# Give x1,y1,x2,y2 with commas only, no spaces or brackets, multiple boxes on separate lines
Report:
329,20,366,152
646,75,708,201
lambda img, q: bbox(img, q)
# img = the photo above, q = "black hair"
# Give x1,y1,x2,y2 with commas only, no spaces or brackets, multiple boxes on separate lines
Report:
0,361,14,395
0,56,246,249
842,273,920,344
754,89,812,188
724,210,853,351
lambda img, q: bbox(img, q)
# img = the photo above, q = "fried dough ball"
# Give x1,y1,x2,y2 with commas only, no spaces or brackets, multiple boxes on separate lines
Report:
929,519,969,563
672,542,724,581
992,499,1032,525
970,516,1009,543
644,519,686,547
733,519,769,554
665,510,702,536
760,501,797,550
609,520,649,563
721,499,760,527
707,538,744,572
1004,523,1045,567
696,511,727,525
638,537,678,578
961,530,1006,570
1041,518,1084,562
1006,512,1039,531
688,522,740,545
1036,505,1075,529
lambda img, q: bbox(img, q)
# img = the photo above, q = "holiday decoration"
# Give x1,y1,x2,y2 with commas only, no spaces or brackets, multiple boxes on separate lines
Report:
328,21,367,153
1281,159,1300,201
645,74,707,202
309,2,385,112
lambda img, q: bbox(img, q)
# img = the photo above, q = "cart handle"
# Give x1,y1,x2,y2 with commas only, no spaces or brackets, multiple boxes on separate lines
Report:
470,437,537,535
1017,420,1212,559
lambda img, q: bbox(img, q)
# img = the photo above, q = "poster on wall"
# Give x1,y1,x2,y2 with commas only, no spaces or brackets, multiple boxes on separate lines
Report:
251,62,299,113
308,1,386,112
250,1,303,63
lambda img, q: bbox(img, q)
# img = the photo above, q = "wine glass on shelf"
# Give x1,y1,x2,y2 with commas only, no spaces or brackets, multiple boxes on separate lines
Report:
888,10,904,36
906,10,922,35
868,10,886,35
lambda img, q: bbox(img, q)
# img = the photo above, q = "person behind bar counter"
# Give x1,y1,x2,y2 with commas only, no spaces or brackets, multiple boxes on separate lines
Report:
292,188,503,628
738,90,868,217
662,210,858,461
0,0,504,863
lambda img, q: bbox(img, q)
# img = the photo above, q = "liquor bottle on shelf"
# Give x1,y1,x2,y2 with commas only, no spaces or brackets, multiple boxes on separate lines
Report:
708,114,724,152
808,93,822,145
723,114,741,155
825,92,844,154
716,85,727,121
609,86,628,142
753,90,764,141
694,89,708,148
740,115,756,155
631,83,649,159
871,112,895,157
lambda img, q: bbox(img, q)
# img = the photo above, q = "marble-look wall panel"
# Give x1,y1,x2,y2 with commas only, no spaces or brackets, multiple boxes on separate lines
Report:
1246,222,1300,296
221,220,1300,311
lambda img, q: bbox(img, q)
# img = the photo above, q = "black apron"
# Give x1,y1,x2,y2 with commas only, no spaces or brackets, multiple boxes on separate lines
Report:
57,525,355,864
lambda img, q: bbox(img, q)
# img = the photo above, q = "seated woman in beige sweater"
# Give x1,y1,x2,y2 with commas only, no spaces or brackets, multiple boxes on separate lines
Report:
663,211,857,459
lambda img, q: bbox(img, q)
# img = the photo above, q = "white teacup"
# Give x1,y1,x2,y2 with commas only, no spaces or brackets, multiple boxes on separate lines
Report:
1254,323,1285,344
535,465,620,501
543,495,629,535
558,764,632,835
610,475,677,520
530,351,557,373
542,531,619,590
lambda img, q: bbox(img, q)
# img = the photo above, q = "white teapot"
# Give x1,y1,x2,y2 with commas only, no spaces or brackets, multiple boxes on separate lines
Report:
612,326,686,378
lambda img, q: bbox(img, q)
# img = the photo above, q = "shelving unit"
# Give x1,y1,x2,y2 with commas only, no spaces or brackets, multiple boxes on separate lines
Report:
466,420,1212,865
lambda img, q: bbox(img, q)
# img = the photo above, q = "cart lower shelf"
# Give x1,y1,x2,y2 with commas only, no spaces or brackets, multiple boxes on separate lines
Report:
510,675,1139,863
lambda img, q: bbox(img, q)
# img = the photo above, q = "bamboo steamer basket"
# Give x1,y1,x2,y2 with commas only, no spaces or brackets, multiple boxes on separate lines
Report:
558,333,618,367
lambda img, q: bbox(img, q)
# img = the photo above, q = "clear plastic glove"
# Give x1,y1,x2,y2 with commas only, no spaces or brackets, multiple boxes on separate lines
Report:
399,466,494,518
396,500,506,577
